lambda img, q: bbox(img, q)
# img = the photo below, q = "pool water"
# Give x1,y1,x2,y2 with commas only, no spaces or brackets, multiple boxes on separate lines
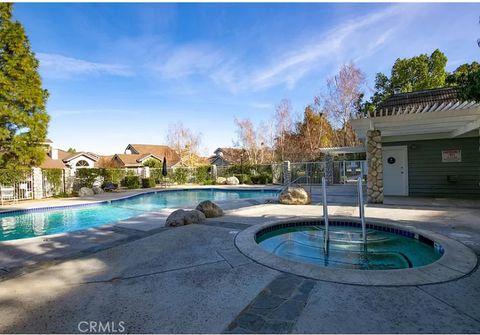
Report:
257,225,442,270
0,189,279,241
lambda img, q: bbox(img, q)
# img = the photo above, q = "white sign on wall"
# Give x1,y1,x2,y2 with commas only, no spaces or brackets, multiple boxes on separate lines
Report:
441,150,462,163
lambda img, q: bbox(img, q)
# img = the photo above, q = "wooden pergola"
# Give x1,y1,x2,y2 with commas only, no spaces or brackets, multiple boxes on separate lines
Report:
352,91,480,141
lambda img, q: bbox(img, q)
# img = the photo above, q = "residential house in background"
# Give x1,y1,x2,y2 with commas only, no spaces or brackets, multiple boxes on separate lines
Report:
41,140,99,169
109,144,181,169
210,148,246,166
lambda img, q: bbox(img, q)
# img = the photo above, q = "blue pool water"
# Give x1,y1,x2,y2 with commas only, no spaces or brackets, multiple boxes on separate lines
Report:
0,189,279,241
257,225,442,270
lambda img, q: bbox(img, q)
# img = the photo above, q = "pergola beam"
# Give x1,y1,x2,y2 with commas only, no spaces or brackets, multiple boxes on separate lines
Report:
450,117,480,138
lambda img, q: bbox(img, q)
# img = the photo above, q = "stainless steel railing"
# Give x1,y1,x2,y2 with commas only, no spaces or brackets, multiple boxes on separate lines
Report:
357,176,366,244
322,176,329,253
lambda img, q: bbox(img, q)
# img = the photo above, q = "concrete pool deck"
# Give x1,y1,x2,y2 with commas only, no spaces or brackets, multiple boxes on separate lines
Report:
0,188,479,333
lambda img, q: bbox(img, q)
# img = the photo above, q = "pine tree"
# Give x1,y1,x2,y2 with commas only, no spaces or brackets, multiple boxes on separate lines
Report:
0,3,49,168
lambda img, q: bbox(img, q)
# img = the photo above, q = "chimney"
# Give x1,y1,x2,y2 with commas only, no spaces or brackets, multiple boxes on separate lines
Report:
50,147,58,160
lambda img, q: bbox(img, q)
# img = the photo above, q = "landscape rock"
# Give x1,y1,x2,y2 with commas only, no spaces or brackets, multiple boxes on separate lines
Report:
165,209,206,227
216,177,227,185
196,200,224,218
226,176,240,185
92,186,104,194
278,187,311,205
78,187,94,197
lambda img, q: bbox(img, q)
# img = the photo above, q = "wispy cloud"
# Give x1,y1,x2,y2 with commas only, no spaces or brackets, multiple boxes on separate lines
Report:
37,53,132,79
84,4,421,95
244,4,416,90
150,43,225,78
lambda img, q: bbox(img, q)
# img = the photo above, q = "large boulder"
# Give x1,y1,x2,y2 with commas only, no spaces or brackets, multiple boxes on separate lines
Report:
92,186,104,195
226,176,240,185
165,209,206,227
216,177,227,185
196,200,224,218
279,186,311,205
78,187,94,197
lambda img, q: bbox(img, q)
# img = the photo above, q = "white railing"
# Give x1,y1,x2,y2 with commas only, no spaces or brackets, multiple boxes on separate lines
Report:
0,172,34,204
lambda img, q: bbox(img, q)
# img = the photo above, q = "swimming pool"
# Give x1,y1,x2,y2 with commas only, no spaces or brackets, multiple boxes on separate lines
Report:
0,189,279,241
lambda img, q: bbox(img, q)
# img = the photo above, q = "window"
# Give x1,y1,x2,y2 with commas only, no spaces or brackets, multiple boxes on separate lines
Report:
76,160,90,167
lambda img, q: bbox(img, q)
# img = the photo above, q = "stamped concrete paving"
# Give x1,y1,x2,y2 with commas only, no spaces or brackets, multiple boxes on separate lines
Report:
0,197,479,333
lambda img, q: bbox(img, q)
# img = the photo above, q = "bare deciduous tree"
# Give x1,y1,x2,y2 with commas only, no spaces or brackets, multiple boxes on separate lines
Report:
323,63,365,146
273,99,293,161
166,122,203,167
233,117,273,165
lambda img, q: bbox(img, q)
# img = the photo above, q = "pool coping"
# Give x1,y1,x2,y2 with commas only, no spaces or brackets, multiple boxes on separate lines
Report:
234,216,478,286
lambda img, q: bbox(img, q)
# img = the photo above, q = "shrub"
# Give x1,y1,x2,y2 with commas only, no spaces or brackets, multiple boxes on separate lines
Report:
260,173,273,184
234,174,251,184
250,175,261,184
250,173,272,184
194,166,210,184
202,179,215,185
0,168,31,185
124,175,140,189
75,168,103,188
103,169,126,185
141,177,155,188
226,164,255,175
43,168,63,195
150,168,164,184
143,158,163,168
171,168,189,184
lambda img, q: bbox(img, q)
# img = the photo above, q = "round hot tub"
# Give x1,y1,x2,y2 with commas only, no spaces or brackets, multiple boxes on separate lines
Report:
235,218,477,286
256,220,442,270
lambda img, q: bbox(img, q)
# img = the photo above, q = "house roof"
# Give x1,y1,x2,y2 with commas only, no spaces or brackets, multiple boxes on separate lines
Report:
113,154,144,167
62,151,99,162
40,155,66,169
372,87,480,117
126,144,180,165
213,147,245,165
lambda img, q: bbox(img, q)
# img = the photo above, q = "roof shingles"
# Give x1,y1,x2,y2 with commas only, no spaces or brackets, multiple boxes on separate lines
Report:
374,87,467,117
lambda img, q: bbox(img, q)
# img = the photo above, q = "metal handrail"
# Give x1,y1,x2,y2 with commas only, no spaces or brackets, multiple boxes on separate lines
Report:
357,177,366,244
322,176,329,253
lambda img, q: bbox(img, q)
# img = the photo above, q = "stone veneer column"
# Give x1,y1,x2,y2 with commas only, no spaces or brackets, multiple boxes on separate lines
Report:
366,130,383,203
32,167,44,199
283,161,291,185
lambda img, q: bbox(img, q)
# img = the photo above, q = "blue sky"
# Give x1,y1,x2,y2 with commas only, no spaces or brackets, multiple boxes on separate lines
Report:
13,3,480,155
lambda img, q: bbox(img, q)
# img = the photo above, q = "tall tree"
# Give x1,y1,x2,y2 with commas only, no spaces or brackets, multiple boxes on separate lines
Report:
0,3,49,168
166,122,203,167
390,49,447,93
273,99,293,161
280,106,334,162
323,63,365,146
447,62,480,101
360,49,448,114
234,117,262,165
